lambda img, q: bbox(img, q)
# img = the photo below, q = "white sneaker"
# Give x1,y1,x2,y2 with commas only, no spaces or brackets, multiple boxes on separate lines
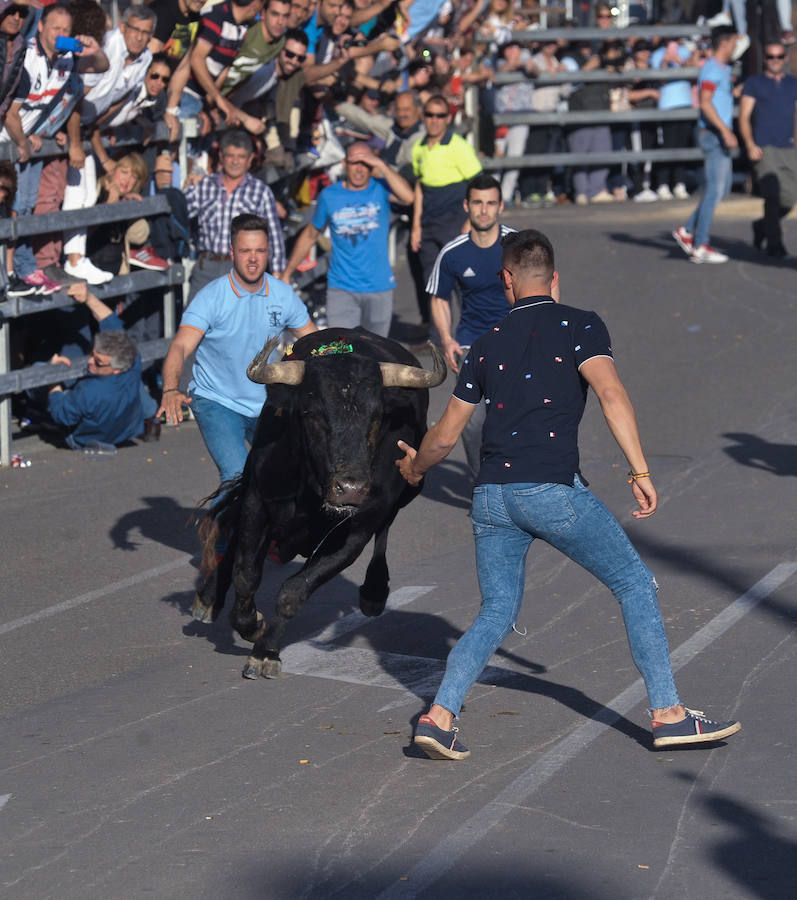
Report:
732,34,750,61
657,184,674,201
673,183,689,200
575,193,588,206
590,190,614,203
633,187,658,203
690,244,728,264
64,257,114,285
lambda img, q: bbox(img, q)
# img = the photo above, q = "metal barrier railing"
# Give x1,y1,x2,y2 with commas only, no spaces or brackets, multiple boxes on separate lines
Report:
0,195,183,465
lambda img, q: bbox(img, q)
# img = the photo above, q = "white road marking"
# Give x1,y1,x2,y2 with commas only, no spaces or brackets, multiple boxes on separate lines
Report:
375,562,797,900
0,793,10,811
0,556,193,637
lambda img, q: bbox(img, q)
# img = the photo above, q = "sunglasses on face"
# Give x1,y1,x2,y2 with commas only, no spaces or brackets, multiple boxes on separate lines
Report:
284,49,306,61
424,111,447,119
765,53,786,59
4,5,25,16
148,72,170,82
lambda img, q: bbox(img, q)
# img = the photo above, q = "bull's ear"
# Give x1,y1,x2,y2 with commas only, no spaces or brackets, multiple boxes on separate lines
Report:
380,342,447,389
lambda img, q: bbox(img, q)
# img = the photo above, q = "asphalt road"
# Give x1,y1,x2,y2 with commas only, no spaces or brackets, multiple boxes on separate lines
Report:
2,196,796,900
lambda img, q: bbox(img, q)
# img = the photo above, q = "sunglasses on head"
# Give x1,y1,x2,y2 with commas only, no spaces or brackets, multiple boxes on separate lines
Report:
284,49,306,61
424,111,447,119
765,52,786,59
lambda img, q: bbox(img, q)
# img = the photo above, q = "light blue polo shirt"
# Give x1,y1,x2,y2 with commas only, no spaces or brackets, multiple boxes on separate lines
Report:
698,57,733,129
182,270,310,417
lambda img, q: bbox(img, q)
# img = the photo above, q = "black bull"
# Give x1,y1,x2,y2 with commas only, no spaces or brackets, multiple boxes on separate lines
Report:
192,328,447,679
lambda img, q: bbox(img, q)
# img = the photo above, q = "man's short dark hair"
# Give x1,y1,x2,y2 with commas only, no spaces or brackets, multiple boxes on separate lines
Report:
219,129,254,154
423,93,448,113
284,27,309,47
711,24,736,49
231,214,270,244
501,229,555,279
466,173,501,201
42,3,71,23
94,330,138,373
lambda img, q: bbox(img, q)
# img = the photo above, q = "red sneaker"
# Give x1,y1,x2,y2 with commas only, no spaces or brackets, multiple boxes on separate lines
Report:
129,246,170,271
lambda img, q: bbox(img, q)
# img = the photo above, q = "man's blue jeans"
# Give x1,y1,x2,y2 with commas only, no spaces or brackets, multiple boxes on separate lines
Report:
685,129,733,249
13,159,43,278
434,477,681,717
191,394,258,486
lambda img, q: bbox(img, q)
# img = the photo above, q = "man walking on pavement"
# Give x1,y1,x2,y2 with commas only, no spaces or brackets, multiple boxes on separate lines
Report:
397,229,741,759
739,41,797,259
427,173,516,480
280,142,413,337
672,25,738,264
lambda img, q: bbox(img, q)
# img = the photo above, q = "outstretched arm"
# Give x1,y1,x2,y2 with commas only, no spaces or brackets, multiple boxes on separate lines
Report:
580,355,656,518
396,395,474,485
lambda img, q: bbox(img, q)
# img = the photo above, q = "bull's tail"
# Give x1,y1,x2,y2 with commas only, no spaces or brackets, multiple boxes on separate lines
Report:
194,476,245,574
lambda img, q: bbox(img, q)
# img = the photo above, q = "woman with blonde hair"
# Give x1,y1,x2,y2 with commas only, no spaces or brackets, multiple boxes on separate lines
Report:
62,152,150,284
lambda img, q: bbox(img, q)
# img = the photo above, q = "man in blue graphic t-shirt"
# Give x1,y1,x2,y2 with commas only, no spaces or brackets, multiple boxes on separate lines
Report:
281,143,413,337
281,142,413,336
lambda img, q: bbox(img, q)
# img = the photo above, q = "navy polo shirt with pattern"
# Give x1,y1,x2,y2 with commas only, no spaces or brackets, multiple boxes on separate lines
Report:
453,296,613,486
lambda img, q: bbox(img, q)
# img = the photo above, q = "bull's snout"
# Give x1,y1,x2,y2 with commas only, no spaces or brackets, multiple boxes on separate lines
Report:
330,477,369,507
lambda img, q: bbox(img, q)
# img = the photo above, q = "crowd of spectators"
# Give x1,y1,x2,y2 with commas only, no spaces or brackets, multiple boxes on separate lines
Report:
0,0,793,446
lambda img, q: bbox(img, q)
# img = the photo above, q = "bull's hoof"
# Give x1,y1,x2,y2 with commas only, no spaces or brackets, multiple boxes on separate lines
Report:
241,654,282,680
359,589,388,618
192,593,214,623
261,657,282,679
242,656,263,679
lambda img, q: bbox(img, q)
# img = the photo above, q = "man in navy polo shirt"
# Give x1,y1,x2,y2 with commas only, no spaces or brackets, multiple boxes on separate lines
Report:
739,41,797,258
398,229,741,759
427,172,515,479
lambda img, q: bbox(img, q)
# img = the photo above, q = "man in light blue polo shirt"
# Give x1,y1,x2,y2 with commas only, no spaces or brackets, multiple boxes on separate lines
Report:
672,26,738,265
158,213,317,485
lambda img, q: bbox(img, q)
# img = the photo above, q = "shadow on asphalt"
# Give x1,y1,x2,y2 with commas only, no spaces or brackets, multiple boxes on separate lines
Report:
164,556,654,749
722,432,797,477
109,494,200,553
701,789,797,900
632,535,797,633
257,856,622,900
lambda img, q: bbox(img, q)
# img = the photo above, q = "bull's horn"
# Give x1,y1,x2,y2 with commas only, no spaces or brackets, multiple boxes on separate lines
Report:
247,336,306,385
379,343,447,389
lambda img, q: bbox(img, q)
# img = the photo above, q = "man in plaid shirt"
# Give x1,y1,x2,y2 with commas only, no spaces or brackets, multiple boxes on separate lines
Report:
184,129,286,299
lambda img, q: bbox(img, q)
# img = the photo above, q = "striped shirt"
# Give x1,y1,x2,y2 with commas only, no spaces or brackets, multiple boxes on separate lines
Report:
183,172,286,272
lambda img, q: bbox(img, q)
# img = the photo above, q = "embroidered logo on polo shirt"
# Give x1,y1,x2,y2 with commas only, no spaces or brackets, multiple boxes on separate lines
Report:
463,266,476,277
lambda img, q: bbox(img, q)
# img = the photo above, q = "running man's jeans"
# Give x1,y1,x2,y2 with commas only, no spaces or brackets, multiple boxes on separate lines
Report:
433,477,681,716
685,129,733,249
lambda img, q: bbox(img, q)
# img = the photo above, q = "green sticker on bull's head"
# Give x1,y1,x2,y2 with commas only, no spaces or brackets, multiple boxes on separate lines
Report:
310,341,354,357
